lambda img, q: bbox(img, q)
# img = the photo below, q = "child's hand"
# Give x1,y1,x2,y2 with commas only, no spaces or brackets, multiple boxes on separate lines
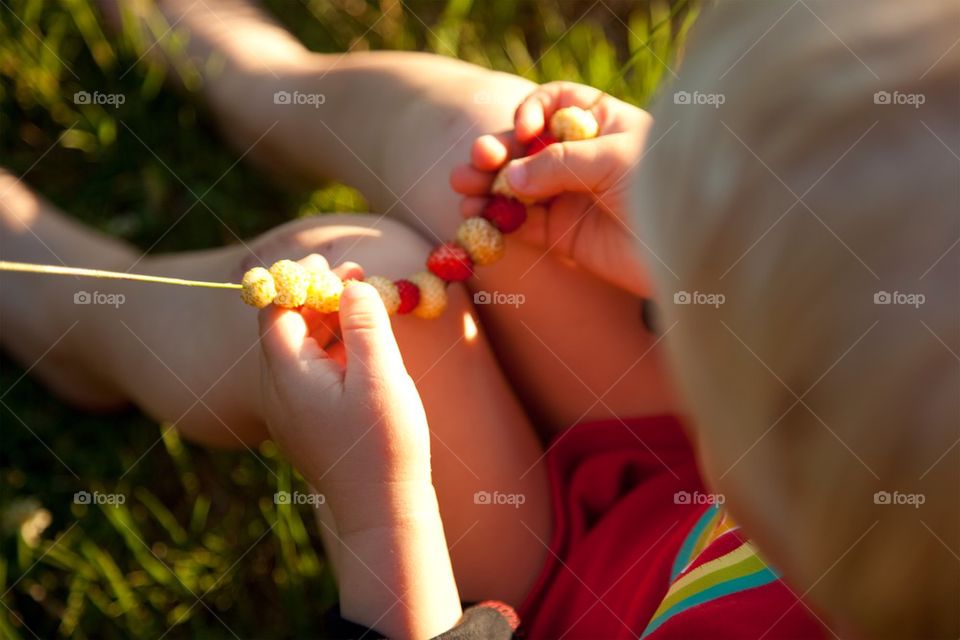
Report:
258,256,462,637
257,257,432,532
450,81,656,296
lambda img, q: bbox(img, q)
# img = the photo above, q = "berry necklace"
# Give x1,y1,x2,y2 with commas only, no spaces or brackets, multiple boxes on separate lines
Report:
0,107,599,320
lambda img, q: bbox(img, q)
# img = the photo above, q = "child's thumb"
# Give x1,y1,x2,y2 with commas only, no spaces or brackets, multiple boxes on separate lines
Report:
502,133,632,200
338,281,406,386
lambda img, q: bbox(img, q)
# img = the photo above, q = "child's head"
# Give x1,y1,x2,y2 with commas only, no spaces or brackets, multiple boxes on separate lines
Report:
633,0,959,636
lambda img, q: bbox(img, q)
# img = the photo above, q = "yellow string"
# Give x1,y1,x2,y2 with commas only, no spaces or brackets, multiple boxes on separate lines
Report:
0,261,242,290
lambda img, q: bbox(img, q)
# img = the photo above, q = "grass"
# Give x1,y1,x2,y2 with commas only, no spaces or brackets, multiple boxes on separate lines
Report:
0,1,695,637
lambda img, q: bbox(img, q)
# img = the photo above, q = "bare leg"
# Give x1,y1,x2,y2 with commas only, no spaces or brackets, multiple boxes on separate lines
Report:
0,174,548,603
113,0,681,433
0,172,133,410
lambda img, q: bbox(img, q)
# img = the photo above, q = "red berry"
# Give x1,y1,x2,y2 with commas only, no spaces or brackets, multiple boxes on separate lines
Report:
525,132,558,156
427,242,473,282
482,195,527,234
394,279,421,314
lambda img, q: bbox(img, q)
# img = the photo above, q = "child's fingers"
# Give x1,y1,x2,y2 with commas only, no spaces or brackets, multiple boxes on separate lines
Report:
300,260,363,346
259,307,321,371
450,132,525,196
515,82,605,142
470,133,514,170
323,339,348,370
449,163,495,196
514,94,547,142
499,133,634,201
338,281,407,389
459,196,488,218
298,253,329,272
300,307,339,346
333,260,364,282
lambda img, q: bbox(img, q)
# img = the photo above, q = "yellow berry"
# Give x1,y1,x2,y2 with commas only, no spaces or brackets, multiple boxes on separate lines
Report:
305,269,344,313
269,260,310,308
240,267,277,309
491,168,535,205
456,217,505,266
408,271,447,319
549,106,599,141
364,276,401,315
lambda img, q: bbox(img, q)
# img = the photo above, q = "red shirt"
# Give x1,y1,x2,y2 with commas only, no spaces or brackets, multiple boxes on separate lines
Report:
518,415,827,639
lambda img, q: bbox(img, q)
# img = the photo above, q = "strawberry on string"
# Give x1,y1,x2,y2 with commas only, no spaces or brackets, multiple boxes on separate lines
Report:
0,109,604,321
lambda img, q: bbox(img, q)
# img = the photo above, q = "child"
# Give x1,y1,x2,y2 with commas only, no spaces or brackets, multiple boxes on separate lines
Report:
258,0,960,636
2,0,956,637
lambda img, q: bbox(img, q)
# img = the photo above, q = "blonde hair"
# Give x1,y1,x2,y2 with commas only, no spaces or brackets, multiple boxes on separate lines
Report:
634,1,959,637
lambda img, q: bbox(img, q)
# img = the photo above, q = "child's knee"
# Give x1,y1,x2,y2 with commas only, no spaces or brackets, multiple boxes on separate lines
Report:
241,214,473,325
243,214,432,279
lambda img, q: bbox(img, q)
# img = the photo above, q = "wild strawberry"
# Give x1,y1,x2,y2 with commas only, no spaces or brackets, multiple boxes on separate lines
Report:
269,260,310,308
240,267,276,309
394,279,421,315
427,242,473,282
456,217,505,266
305,268,344,313
364,275,401,315
408,271,447,319
491,168,535,204
525,132,558,156
482,195,527,234
549,106,599,141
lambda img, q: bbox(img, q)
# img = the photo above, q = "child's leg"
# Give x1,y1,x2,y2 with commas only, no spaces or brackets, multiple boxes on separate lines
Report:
0,175,549,603
225,60,679,433
119,0,680,432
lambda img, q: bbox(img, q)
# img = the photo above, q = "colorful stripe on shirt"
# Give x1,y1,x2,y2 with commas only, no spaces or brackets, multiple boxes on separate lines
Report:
642,508,779,638
669,505,719,581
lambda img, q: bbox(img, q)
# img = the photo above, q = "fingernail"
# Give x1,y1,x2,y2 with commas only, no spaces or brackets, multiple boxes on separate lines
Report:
506,163,528,190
